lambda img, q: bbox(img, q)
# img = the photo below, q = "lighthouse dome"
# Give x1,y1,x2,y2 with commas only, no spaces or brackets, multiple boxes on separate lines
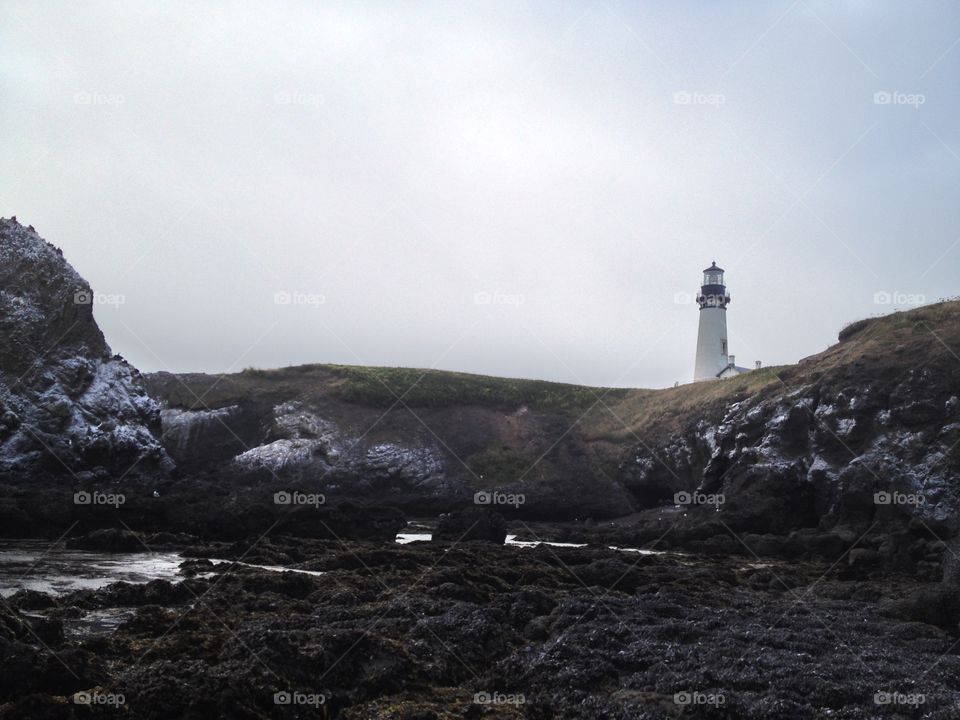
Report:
701,261,725,289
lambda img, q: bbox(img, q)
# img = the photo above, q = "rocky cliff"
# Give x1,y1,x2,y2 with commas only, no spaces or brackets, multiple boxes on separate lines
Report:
144,300,960,570
609,301,960,574
629,307,960,523
0,218,173,484
2,215,957,564
144,366,636,519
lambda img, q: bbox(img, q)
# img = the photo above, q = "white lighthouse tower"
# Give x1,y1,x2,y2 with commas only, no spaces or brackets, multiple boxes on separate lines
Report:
694,262,732,382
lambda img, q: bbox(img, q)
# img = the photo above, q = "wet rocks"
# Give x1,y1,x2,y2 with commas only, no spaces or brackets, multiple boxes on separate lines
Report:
6,589,57,612
62,579,195,610
273,502,407,541
0,641,106,703
435,508,507,544
884,585,960,635
66,528,144,552
2,537,960,717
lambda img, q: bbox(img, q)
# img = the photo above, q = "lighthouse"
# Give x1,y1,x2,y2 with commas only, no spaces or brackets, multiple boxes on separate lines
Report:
694,262,733,381
693,262,758,382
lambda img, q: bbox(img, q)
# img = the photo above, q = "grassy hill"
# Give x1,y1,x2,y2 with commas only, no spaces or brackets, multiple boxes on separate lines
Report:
148,299,960,447
143,300,960,519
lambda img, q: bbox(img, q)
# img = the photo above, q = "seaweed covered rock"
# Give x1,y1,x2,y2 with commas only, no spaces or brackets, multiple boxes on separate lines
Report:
435,508,507,544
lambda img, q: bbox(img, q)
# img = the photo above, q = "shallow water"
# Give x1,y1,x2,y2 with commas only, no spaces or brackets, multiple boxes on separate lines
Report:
0,533,664,600
394,532,590,548
208,558,325,577
505,534,587,548
64,607,139,640
0,540,183,597
607,545,664,555
396,532,432,544
393,531,663,554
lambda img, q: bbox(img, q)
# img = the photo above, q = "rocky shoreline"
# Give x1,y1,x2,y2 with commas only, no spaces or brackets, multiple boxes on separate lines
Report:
3,532,960,719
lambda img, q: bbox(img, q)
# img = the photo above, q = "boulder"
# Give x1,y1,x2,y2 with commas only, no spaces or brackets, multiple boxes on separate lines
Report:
66,528,144,552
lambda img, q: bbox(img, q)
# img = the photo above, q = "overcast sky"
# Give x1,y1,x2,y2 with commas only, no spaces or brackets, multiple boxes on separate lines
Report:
2,1,958,388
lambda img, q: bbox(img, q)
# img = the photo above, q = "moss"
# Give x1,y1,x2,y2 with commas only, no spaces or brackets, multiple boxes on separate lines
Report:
839,318,872,342
323,364,629,411
465,446,533,484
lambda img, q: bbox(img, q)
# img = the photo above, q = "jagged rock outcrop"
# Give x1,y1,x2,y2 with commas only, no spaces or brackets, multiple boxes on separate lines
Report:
620,302,960,573
0,218,173,482
232,401,448,490
160,404,246,467
697,376,959,534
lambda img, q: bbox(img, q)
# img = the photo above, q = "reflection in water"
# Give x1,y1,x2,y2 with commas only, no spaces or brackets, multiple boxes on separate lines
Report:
505,534,587,549
64,608,138,640
608,546,663,555
392,532,664,555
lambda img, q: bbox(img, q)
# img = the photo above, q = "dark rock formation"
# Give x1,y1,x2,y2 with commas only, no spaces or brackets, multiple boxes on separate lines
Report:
435,508,507,543
143,369,636,520
619,303,960,573
65,527,144,552
0,217,173,483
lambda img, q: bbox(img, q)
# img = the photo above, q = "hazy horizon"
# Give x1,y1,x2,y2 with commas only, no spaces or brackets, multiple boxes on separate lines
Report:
3,1,959,388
